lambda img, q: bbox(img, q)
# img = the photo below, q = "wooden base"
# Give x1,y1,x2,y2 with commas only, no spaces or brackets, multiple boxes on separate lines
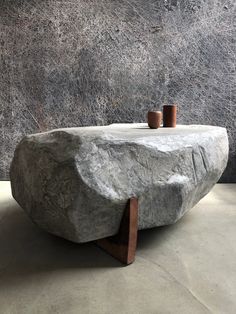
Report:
96,197,138,265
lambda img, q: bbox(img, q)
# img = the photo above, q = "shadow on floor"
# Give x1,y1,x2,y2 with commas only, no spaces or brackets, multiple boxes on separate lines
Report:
0,199,180,287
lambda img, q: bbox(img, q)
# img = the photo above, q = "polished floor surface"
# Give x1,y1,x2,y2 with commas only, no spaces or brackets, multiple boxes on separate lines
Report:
0,182,235,314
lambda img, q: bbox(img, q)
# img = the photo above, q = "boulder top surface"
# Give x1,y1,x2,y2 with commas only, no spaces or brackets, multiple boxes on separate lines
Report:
26,123,227,153
28,123,226,140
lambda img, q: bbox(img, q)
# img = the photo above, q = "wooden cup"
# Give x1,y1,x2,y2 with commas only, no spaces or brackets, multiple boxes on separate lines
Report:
147,111,162,129
163,104,177,128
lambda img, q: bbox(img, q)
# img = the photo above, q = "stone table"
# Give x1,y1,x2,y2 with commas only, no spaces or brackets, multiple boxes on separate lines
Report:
10,124,228,245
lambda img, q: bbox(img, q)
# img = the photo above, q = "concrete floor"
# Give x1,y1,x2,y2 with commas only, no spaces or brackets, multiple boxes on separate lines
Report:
0,182,235,314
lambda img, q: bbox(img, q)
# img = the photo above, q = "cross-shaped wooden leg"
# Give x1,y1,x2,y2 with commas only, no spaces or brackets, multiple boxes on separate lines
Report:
96,197,138,265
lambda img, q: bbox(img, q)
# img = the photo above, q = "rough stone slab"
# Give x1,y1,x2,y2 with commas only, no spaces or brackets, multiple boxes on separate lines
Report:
10,124,228,243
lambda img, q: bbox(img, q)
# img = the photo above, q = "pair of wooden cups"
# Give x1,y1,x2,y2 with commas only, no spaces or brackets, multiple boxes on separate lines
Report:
147,104,177,129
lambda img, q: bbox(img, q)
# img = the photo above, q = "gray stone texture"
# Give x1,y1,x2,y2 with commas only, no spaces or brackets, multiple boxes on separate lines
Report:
0,0,235,181
10,124,228,242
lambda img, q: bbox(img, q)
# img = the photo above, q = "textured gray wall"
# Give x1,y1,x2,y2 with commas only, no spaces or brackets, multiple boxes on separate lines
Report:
0,0,235,181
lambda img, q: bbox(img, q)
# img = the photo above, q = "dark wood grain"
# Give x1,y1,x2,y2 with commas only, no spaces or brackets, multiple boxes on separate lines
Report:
96,197,138,265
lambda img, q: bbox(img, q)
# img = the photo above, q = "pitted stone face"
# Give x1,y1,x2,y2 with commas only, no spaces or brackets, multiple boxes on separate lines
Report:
10,124,228,243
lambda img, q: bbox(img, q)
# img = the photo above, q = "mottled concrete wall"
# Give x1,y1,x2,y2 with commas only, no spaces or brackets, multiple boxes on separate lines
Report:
0,0,235,181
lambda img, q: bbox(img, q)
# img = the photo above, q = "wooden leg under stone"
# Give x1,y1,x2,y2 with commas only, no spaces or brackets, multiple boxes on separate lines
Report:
96,197,138,265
